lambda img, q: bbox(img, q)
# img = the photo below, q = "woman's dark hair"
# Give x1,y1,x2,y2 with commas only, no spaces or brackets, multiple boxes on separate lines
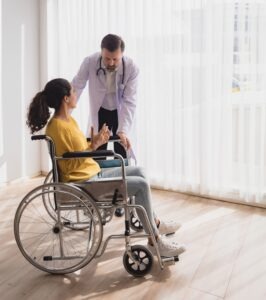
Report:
26,78,71,134
101,34,125,52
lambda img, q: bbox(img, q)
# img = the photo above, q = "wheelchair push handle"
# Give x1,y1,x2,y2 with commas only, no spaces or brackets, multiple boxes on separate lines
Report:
32,134,120,142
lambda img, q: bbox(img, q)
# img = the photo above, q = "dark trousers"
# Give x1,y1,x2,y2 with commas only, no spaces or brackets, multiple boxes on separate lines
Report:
97,107,127,158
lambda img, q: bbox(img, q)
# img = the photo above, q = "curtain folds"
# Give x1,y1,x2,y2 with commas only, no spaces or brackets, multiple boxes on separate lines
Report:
44,0,266,205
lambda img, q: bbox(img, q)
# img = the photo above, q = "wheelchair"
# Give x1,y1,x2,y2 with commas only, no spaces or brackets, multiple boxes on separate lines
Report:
14,135,179,277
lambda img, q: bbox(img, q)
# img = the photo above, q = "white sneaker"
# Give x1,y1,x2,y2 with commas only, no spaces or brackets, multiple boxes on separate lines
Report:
148,238,186,257
158,220,182,235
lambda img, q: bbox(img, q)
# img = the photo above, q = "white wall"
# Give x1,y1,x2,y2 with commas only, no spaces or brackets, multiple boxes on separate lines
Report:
0,0,41,183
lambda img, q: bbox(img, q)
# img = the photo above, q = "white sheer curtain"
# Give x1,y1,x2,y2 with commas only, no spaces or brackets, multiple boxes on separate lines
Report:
43,0,266,205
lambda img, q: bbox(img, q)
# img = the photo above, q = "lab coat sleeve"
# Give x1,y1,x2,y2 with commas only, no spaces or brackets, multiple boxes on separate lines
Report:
72,57,90,100
117,63,139,135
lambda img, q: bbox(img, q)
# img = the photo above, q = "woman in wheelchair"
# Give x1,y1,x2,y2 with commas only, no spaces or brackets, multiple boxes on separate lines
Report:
26,78,186,258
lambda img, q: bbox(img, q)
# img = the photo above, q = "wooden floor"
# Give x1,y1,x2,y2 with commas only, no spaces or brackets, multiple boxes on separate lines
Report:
1,176,266,300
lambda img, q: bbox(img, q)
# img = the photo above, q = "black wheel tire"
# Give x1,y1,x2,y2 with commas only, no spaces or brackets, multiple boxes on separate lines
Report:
115,207,124,217
130,211,144,232
123,245,153,277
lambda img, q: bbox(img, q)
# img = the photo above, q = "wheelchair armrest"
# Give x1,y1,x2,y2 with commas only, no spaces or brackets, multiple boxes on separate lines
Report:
62,150,115,158
31,135,46,140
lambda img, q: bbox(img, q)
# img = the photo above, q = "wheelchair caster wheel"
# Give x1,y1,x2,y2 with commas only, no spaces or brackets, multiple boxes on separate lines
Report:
115,207,124,217
130,211,143,232
123,245,153,277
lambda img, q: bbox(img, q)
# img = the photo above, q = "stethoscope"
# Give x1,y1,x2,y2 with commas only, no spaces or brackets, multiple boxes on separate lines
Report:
96,56,126,92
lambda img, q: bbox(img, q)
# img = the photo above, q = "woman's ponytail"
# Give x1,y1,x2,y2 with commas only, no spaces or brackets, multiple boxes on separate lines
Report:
26,91,50,134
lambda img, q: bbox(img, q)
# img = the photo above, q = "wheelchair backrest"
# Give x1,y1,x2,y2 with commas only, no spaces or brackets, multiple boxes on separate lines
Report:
31,135,60,182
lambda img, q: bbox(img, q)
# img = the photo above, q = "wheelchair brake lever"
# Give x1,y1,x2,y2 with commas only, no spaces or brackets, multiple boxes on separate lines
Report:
112,189,119,205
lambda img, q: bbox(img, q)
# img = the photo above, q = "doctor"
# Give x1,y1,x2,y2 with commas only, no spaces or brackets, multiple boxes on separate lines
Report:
72,34,139,216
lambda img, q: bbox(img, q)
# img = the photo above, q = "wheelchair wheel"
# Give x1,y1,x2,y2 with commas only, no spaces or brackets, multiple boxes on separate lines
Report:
123,245,153,277
14,183,103,274
128,197,143,232
130,211,144,232
42,171,89,230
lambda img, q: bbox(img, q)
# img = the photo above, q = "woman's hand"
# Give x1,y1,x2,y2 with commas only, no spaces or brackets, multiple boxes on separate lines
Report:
92,124,110,150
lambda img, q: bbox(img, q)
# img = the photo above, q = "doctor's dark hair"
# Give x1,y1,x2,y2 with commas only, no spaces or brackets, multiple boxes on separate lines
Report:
26,78,71,134
101,34,125,52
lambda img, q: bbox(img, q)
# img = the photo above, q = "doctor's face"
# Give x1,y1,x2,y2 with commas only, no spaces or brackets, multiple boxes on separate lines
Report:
101,48,123,72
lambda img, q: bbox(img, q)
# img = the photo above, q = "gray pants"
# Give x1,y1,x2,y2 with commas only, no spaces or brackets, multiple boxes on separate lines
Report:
90,166,159,236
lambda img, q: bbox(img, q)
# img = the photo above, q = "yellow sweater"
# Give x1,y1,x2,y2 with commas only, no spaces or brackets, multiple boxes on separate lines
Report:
45,116,100,182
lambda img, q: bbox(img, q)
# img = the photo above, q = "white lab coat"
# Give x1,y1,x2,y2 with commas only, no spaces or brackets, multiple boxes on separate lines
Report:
72,52,139,159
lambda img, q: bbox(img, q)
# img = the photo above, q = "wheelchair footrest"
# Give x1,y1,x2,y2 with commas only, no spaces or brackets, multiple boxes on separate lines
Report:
43,255,85,261
161,256,179,265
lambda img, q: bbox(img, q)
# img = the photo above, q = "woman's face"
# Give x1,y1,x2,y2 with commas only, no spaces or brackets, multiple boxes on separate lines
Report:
66,86,77,109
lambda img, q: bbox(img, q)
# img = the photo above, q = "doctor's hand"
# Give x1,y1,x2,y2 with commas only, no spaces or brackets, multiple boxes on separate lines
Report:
117,132,131,150
92,124,110,150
